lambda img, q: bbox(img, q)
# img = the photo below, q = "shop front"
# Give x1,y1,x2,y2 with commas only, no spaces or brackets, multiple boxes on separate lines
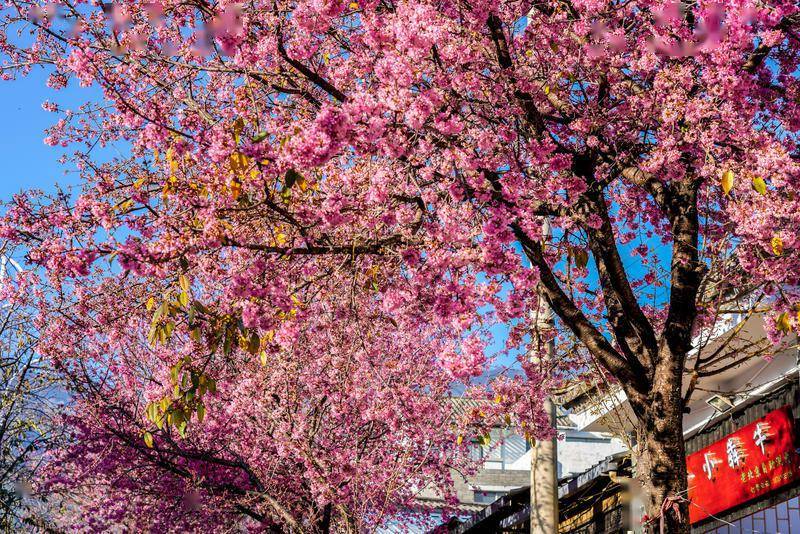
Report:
555,375,800,533
687,377,800,533
441,375,800,533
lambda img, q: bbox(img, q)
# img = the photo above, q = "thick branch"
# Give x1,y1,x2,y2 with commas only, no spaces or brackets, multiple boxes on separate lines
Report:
276,31,347,103
222,234,411,256
661,180,703,367
578,185,658,371
743,14,800,74
512,222,649,399
486,14,546,135
621,166,667,208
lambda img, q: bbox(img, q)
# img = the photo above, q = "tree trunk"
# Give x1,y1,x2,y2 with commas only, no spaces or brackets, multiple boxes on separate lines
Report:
632,344,690,534
637,408,689,533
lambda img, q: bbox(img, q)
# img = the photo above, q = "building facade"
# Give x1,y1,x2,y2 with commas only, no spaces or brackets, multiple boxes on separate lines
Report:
445,305,800,533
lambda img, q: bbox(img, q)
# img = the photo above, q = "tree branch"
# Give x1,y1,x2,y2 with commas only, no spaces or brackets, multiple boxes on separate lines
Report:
512,222,649,399
578,184,658,371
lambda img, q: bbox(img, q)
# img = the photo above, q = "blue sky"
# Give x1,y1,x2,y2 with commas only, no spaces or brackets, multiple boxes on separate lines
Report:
0,67,83,199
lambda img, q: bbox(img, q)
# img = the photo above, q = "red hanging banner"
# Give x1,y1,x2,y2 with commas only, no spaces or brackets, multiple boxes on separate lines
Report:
686,405,800,523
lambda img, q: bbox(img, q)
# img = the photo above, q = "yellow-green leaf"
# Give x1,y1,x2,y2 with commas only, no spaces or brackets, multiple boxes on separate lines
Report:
170,364,181,385
179,274,191,292
143,431,154,448
146,403,159,422
777,312,791,333
146,296,155,311
190,327,202,342
721,170,734,195
233,117,245,144
772,236,784,256
147,324,159,346
752,177,767,195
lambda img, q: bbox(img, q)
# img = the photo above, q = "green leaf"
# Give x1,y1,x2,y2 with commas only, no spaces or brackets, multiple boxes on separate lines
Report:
223,328,233,356
163,320,175,340
178,291,189,308
252,131,269,143
285,169,303,189
573,248,589,269
196,404,206,423
190,327,202,342
170,364,181,385
153,301,167,322
247,332,261,355
143,431,154,448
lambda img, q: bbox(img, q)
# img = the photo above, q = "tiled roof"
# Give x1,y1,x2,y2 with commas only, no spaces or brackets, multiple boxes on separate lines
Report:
448,397,575,429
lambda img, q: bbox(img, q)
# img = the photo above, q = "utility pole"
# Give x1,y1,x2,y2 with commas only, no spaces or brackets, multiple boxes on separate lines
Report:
530,219,559,533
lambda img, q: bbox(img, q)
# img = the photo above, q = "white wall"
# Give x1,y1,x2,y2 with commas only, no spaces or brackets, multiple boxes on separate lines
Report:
555,430,628,478
505,429,627,477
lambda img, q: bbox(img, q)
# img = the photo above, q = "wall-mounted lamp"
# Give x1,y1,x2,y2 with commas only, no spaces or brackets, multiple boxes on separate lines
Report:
706,394,735,413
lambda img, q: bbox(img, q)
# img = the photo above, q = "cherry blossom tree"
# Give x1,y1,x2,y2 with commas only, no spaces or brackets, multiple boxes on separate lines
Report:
1,0,800,531
29,269,507,532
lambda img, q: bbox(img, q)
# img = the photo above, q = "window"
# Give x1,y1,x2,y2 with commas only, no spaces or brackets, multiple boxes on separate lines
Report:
697,495,800,533
471,430,530,470
473,490,505,504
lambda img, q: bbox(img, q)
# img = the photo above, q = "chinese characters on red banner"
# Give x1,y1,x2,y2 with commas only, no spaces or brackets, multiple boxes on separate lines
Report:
686,406,800,523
